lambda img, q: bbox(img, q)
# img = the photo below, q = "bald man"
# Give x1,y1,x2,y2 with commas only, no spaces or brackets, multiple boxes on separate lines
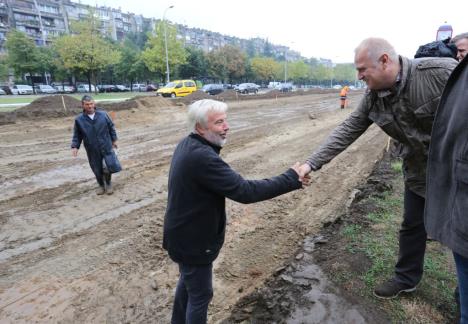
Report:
299,38,457,299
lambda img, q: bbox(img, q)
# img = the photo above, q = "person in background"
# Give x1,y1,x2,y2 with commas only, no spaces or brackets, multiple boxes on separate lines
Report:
339,85,350,109
71,95,119,195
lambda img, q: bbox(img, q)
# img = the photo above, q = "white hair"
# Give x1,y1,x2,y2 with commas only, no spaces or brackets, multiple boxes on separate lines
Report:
188,99,228,132
355,38,398,64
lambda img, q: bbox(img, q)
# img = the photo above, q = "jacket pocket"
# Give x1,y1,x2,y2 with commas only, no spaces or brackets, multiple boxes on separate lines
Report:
453,159,468,239
414,98,439,133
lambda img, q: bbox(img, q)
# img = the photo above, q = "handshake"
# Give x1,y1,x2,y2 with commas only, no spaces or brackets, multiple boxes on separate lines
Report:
291,162,312,187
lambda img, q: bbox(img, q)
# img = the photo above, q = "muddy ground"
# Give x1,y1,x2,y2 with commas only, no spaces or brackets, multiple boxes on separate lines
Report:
224,154,396,324
0,90,389,323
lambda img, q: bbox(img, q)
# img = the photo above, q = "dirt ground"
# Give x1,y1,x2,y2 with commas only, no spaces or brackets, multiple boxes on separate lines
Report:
0,90,389,323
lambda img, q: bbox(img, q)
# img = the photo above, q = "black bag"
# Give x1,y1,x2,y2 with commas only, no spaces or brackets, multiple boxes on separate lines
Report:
103,150,122,174
414,38,457,59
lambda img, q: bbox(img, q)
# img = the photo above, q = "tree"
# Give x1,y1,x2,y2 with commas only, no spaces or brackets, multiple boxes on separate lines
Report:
250,57,280,82
311,64,333,86
114,39,149,89
178,47,207,80
0,54,9,82
5,30,39,87
288,60,309,84
142,21,187,81
54,10,120,92
333,63,356,83
206,45,246,83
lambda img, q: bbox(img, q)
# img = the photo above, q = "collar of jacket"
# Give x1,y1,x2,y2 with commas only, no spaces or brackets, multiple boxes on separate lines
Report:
82,108,100,117
189,132,222,154
375,56,409,98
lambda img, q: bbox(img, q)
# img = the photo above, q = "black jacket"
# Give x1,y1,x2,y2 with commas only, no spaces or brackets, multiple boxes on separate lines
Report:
71,109,118,175
425,55,468,258
163,133,302,265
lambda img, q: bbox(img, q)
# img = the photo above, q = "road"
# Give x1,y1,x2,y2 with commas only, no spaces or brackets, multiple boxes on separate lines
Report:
0,91,387,323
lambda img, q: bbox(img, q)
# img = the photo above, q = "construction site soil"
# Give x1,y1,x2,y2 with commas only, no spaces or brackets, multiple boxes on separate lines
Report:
0,89,391,323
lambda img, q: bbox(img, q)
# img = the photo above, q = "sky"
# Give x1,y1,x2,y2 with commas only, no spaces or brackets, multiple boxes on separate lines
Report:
79,0,467,63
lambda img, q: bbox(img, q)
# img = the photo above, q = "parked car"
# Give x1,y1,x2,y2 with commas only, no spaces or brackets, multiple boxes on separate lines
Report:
98,85,118,93
132,83,147,92
53,84,75,93
201,84,224,95
0,88,5,95
236,83,259,94
11,84,34,95
77,84,97,93
115,85,130,92
146,84,158,91
276,82,293,92
156,79,197,98
1,85,12,95
35,84,58,94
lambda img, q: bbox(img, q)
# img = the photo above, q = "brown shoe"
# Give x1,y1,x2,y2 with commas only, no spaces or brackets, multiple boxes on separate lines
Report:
96,186,106,195
374,278,416,299
106,183,113,195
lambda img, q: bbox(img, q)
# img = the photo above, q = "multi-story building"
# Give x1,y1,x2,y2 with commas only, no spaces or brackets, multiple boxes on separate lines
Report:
0,0,304,61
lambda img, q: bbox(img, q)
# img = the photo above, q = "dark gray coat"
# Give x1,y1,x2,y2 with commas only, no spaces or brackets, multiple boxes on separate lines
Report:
425,55,468,257
306,56,457,197
71,110,118,180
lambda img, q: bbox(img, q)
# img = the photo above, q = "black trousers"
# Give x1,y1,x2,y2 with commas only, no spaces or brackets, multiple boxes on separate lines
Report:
394,186,427,287
171,263,213,324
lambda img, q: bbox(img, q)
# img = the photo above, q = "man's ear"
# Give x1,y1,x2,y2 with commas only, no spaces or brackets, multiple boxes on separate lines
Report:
195,122,205,135
380,54,390,68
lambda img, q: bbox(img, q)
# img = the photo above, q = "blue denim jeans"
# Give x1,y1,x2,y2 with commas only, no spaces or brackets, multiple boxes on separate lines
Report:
454,252,468,324
171,263,213,324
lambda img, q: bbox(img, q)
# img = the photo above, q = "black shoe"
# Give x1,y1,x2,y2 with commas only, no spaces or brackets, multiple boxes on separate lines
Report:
373,278,416,299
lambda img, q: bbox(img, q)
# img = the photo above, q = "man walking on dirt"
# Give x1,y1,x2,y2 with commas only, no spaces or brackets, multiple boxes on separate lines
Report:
71,95,119,195
298,38,457,299
163,99,308,324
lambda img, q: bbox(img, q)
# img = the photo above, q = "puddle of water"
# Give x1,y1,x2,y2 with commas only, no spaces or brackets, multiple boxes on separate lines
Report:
285,239,368,324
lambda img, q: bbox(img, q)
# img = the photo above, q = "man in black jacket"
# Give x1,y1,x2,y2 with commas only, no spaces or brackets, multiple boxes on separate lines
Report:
163,99,307,324
425,55,468,323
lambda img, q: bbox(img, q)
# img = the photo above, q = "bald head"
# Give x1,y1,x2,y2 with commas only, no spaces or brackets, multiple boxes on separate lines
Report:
354,38,398,63
354,38,400,90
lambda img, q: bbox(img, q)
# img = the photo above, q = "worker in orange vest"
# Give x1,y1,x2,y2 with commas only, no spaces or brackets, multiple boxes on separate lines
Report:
340,86,350,109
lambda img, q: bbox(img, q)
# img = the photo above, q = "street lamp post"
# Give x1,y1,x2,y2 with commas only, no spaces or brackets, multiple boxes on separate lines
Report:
284,50,287,84
163,5,174,84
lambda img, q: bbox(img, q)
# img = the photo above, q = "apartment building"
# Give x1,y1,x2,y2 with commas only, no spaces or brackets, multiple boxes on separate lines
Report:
0,0,302,61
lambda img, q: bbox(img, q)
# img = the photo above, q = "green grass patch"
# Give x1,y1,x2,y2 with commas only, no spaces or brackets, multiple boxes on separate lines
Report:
338,161,457,322
390,160,403,173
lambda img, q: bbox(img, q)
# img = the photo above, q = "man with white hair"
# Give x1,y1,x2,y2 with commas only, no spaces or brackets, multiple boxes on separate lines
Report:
163,99,308,324
299,38,457,299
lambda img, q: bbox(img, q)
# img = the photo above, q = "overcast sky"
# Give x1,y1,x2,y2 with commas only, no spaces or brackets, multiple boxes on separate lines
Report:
80,0,467,63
